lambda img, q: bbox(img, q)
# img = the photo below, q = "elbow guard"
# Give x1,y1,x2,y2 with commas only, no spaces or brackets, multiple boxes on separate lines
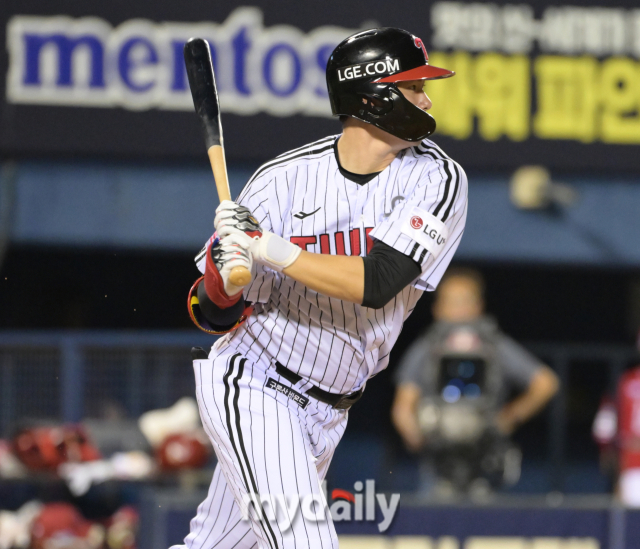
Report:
187,276,253,335
361,290,392,310
362,241,421,309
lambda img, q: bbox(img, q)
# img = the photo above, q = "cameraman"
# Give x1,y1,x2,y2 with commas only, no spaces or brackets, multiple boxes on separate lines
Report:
391,268,559,491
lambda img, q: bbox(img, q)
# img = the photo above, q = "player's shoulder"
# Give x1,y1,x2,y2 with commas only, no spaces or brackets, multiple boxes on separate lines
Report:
274,135,338,160
408,138,466,178
247,135,338,185
404,138,468,197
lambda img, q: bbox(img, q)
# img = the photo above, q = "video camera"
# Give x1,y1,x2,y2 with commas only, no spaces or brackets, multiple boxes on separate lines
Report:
416,319,521,493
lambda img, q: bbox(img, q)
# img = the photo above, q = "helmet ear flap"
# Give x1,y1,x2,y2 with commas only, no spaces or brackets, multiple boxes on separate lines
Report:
359,93,393,117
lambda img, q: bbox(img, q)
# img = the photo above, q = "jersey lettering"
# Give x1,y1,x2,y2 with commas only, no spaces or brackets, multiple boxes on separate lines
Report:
290,236,317,250
349,228,361,256
291,229,374,256
319,234,331,254
365,228,374,254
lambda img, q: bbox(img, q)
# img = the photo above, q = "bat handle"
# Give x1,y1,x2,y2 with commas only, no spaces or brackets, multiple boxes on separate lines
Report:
207,145,252,288
229,266,253,288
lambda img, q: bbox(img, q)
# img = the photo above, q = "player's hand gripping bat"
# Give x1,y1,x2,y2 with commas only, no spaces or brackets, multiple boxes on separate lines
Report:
184,37,252,288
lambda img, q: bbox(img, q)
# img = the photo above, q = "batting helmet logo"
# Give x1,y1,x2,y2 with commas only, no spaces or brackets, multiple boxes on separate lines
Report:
413,37,428,60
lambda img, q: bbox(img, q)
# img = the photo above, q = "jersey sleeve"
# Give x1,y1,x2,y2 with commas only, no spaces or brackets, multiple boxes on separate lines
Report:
369,147,468,292
194,171,277,305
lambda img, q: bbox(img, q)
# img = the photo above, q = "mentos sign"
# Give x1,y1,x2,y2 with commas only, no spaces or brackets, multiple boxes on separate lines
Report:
6,8,356,116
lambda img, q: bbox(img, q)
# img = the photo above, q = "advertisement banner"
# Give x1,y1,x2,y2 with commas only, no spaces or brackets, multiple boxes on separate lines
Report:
1,0,640,169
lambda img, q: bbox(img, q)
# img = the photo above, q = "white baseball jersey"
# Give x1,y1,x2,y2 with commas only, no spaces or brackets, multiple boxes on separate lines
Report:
196,134,468,395
177,134,467,549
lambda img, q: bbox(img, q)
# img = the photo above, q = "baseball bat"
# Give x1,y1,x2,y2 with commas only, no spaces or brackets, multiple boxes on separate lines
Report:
184,37,251,288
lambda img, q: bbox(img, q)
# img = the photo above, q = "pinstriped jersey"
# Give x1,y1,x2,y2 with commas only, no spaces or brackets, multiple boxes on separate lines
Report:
196,134,468,395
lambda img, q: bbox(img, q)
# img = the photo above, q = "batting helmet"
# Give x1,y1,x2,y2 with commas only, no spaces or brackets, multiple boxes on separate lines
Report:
326,28,454,142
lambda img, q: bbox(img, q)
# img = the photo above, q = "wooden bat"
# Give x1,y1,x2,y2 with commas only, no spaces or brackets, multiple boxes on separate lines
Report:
184,37,252,288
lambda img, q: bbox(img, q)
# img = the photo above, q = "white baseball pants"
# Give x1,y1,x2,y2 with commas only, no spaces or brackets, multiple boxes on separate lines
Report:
169,351,348,549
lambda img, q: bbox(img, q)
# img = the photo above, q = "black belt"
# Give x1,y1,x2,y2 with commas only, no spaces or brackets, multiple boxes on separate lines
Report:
275,362,362,410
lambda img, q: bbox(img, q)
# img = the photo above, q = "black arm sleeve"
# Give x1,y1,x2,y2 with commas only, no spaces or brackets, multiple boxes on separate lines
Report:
362,240,421,309
196,279,245,330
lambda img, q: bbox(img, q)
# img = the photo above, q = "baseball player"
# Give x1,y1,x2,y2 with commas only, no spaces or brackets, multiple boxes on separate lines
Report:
176,28,467,549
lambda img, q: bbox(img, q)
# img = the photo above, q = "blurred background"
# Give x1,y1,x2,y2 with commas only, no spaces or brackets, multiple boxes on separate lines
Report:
1,0,640,547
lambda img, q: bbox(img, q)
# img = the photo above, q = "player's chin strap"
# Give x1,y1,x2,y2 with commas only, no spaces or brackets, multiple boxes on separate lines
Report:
188,276,254,335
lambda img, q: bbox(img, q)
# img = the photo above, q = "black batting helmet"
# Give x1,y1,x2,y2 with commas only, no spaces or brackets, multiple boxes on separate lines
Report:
326,28,454,141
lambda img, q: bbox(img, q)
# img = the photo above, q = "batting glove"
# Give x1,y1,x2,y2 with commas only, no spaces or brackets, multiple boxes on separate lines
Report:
215,235,253,297
206,233,253,303
215,200,263,239
215,201,301,272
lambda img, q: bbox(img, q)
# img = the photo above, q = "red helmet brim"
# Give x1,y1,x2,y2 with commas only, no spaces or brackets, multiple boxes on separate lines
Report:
375,64,455,83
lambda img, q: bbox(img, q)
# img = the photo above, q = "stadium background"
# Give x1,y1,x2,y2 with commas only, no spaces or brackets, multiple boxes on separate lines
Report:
1,0,640,547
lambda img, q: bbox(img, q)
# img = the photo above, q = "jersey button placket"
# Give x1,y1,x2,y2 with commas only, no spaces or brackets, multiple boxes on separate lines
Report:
353,184,367,257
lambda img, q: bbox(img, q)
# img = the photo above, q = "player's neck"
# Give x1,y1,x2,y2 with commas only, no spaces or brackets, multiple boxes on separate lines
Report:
337,120,410,174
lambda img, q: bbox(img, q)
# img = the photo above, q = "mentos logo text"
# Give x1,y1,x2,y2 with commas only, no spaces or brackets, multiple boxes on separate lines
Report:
5,8,357,115
336,58,400,81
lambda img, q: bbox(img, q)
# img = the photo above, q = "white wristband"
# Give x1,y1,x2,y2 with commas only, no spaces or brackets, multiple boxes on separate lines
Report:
252,231,301,272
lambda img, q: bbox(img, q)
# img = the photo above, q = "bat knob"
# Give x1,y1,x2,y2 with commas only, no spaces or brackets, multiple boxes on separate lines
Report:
229,266,252,288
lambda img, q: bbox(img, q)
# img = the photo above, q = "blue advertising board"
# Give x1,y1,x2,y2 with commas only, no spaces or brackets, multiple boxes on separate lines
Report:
2,0,640,170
